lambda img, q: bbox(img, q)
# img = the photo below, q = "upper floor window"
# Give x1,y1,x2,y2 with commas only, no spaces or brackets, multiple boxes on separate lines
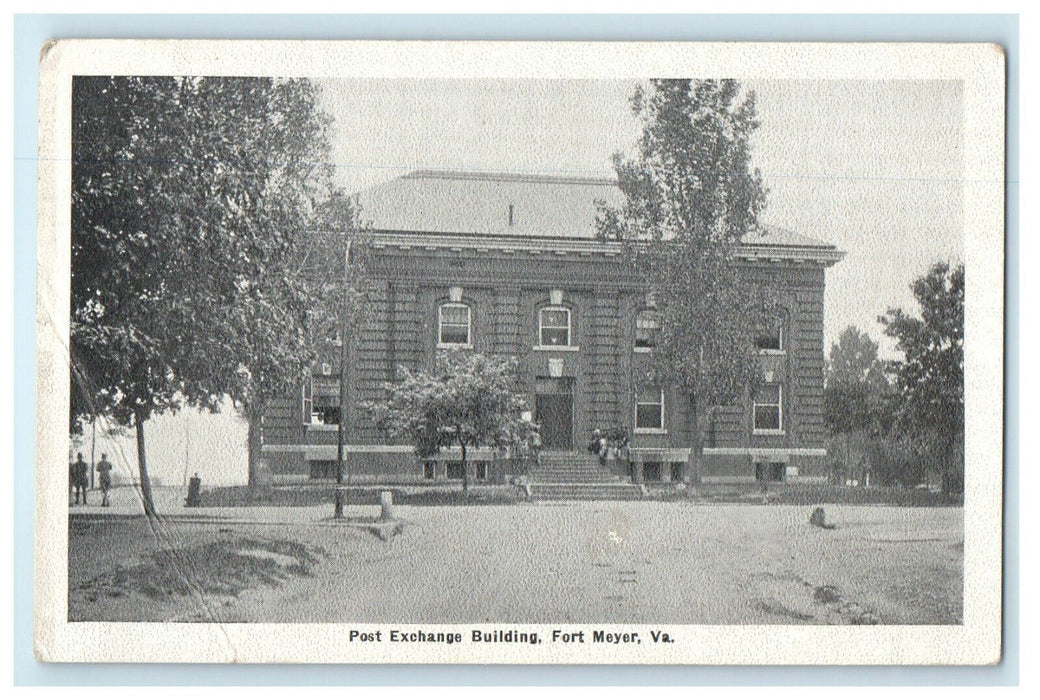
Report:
438,303,472,347
539,306,571,347
634,386,665,432
634,310,659,351
753,382,782,432
755,320,784,352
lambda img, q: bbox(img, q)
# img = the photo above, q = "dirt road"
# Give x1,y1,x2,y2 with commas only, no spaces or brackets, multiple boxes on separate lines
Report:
68,502,962,624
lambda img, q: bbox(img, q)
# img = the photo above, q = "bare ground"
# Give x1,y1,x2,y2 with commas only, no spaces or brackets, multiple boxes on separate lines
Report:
68,503,962,624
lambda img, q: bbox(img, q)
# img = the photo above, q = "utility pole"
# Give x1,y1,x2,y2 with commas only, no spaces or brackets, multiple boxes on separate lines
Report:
90,418,96,490
334,239,352,519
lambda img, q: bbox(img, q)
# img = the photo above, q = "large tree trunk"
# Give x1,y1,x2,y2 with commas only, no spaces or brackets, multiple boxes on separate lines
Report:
686,397,703,487
134,410,158,518
247,406,263,487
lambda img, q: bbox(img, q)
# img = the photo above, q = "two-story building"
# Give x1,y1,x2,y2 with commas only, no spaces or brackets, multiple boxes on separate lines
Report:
259,169,844,485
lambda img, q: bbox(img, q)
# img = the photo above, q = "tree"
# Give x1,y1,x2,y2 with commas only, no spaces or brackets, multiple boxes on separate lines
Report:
597,79,771,485
71,76,349,515
879,262,965,493
366,352,537,493
823,326,893,481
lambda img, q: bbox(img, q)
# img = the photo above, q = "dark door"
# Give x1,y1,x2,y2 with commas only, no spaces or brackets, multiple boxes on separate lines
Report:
535,391,573,449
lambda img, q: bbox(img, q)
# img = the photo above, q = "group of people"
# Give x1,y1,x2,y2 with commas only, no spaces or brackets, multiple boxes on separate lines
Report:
68,452,113,506
588,429,631,467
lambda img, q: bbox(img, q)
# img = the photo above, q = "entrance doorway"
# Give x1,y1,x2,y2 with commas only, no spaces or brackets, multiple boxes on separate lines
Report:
534,377,573,449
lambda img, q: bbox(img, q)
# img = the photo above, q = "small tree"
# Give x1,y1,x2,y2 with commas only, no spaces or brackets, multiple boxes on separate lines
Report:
879,262,965,494
597,79,771,485
367,352,536,493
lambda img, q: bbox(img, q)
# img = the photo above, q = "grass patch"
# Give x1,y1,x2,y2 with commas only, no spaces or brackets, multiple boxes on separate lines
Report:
646,482,962,507
199,483,524,508
76,536,322,602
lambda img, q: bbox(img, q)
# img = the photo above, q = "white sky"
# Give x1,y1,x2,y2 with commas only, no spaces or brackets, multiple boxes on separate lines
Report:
85,78,965,488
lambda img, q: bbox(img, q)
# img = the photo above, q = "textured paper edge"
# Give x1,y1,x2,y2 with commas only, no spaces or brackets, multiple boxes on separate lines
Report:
33,40,1006,665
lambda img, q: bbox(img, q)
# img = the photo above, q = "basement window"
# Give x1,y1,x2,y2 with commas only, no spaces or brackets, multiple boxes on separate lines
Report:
755,462,786,482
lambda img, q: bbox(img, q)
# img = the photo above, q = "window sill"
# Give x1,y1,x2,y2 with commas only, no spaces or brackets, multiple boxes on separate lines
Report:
633,346,654,354
437,343,473,350
533,345,580,352
758,349,787,356
634,428,668,435
305,424,341,432
753,429,786,436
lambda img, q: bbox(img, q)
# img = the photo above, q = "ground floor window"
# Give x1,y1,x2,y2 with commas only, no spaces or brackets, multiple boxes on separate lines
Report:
755,462,786,482
669,462,684,482
303,376,341,425
446,461,466,480
753,383,782,432
643,461,662,482
635,387,665,432
474,461,489,481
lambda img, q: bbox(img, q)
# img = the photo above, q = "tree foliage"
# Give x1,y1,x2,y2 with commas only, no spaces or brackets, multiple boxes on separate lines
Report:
71,76,357,512
366,352,537,493
597,79,772,482
824,326,893,436
879,261,965,492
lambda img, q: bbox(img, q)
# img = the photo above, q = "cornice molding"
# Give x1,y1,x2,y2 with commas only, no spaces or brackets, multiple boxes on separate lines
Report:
368,230,845,267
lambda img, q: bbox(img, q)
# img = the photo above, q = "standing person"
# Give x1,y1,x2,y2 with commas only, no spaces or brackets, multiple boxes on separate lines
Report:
72,453,89,505
96,453,113,507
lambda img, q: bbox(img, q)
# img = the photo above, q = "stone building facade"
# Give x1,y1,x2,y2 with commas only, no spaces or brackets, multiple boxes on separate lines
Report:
259,170,844,484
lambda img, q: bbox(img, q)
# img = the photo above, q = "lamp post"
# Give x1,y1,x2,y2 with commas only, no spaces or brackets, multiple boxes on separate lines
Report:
334,239,352,519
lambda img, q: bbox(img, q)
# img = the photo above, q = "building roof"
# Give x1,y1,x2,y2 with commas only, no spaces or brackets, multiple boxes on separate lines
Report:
357,169,840,258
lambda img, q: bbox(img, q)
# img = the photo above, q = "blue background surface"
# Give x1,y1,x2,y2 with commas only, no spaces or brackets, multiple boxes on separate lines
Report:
13,13,1019,686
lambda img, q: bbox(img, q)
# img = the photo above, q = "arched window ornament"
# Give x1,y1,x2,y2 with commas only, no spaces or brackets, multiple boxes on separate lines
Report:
438,302,472,347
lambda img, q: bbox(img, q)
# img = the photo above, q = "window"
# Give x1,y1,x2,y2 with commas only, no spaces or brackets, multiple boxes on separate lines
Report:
755,321,784,352
635,387,665,432
423,461,438,480
634,310,659,350
309,461,338,480
303,376,340,425
755,462,786,482
669,462,684,482
474,461,489,481
643,462,662,482
446,461,466,480
539,306,571,347
753,383,782,432
439,303,472,347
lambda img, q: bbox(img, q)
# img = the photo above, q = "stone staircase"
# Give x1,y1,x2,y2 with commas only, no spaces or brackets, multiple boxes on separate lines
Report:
527,451,644,501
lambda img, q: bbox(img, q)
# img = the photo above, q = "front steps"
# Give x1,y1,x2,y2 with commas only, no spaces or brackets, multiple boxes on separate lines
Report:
527,452,644,501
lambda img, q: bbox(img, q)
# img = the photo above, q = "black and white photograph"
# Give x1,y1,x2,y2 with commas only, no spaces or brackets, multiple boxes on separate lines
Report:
34,41,1005,665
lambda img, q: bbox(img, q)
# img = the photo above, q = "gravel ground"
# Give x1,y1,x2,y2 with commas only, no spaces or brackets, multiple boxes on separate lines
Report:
68,502,962,624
